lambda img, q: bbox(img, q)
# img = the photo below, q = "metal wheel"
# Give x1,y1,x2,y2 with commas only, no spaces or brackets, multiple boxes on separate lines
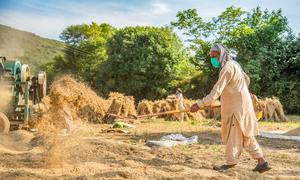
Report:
21,64,31,82
0,112,10,133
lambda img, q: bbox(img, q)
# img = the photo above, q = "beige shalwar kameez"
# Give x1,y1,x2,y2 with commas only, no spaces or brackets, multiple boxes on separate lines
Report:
197,60,263,165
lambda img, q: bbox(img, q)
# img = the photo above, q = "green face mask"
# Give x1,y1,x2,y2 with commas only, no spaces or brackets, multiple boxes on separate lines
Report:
210,57,221,68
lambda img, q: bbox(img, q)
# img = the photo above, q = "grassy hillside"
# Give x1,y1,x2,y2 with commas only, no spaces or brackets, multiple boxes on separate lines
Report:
0,24,64,73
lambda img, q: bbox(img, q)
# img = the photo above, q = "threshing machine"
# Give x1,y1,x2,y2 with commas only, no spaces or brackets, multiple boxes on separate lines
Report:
0,56,46,133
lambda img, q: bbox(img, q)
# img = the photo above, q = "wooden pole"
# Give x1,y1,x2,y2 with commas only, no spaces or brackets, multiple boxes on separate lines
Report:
135,105,221,119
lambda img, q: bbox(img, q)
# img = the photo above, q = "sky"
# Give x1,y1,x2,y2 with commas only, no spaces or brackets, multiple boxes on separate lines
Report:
0,0,299,40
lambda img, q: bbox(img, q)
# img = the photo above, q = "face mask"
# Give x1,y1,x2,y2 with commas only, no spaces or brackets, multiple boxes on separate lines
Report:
210,57,221,68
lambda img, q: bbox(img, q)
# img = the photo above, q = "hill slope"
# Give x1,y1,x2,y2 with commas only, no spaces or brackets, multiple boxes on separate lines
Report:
0,24,64,73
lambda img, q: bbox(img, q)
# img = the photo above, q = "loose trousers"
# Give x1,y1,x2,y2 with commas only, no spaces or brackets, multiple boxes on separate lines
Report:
225,118,263,165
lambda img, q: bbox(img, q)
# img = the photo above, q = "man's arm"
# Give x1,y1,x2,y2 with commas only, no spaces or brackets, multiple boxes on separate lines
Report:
190,65,233,112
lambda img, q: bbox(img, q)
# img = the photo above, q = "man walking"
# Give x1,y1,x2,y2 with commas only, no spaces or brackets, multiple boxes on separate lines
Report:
191,44,271,173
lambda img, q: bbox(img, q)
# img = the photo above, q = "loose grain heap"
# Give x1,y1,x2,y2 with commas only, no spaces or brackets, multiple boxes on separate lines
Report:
33,76,111,131
33,76,138,131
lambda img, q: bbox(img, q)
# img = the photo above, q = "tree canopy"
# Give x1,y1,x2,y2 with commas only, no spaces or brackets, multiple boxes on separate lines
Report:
96,26,194,100
46,22,116,86
172,6,299,113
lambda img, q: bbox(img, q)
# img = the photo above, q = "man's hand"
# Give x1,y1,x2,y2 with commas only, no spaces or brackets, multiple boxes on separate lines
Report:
190,103,200,112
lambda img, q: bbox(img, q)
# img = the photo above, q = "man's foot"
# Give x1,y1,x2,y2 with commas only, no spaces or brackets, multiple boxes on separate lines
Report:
213,164,236,172
253,162,271,173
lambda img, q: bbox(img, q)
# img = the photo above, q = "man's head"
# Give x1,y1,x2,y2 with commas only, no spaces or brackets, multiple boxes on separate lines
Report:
176,88,182,94
209,44,230,68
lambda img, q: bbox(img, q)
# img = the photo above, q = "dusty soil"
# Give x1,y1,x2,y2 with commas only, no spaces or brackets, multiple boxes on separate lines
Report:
0,119,299,180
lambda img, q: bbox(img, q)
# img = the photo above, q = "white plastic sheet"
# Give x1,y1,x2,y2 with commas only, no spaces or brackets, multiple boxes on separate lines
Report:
146,134,198,148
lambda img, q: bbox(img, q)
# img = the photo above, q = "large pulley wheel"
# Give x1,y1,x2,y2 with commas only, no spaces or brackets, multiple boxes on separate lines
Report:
20,64,31,93
21,64,31,82
37,71,47,99
0,112,10,134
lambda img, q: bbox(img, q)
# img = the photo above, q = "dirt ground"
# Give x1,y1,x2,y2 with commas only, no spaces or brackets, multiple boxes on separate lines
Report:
0,118,299,180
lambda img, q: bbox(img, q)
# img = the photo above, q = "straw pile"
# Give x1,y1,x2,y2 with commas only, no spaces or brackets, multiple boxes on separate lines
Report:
201,100,221,120
103,92,137,123
137,100,153,115
184,99,206,120
205,108,221,120
253,96,288,122
31,75,287,130
137,98,205,121
33,76,110,131
205,96,287,122
50,76,110,118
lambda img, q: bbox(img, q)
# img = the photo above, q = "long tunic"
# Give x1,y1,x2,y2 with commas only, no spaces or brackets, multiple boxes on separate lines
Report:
176,93,185,110
197,60,258,143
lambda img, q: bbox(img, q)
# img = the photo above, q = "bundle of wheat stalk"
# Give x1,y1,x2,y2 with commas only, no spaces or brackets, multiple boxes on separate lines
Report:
205,96,287,122
137,100,153,115
205,100,221,120
103,92,137,123
137,97,205,121
254,96,288,122
183,99,206,120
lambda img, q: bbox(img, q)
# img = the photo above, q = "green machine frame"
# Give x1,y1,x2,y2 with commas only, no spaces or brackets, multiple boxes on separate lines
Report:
0,56,46,132
1,58,33,128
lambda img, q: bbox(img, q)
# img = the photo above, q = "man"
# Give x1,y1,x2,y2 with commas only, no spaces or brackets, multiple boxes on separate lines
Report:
175,88,186,121
190,44,271,173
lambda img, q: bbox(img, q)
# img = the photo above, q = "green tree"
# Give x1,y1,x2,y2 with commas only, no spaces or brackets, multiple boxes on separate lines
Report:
96,26,194,100
172,6,298,113
267,35,300,114
46,22,116,87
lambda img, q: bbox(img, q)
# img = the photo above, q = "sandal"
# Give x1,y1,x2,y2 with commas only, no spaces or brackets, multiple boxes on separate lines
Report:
253,162,271,173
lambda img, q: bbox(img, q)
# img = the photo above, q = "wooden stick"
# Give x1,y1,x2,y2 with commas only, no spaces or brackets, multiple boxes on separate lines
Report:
107,105,221,120
135,105,221,119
